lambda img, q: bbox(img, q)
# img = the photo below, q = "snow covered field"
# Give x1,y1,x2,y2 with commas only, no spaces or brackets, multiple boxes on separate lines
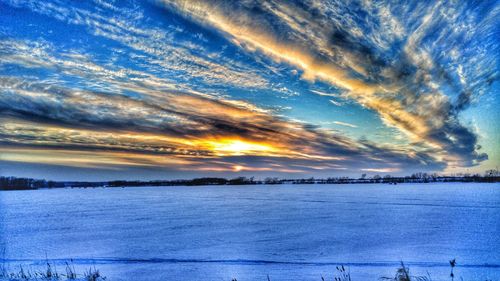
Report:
1,183,499,280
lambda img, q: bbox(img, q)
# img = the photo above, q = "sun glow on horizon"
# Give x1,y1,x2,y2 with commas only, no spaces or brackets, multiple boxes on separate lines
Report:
201,139,276,156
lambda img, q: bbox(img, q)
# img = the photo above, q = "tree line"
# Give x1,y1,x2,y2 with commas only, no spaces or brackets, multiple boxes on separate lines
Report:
1,169,499,190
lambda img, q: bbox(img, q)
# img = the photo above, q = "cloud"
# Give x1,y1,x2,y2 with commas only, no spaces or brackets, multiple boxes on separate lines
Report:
160,0,497,168
332,121,357,128
1,0,271,91
1,0,496,179
328,100,342,107
0,74,446,174
361,168,400,174
309,90,338,97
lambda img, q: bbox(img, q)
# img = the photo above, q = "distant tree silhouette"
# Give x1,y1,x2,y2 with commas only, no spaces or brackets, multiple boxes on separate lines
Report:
2,171,499,190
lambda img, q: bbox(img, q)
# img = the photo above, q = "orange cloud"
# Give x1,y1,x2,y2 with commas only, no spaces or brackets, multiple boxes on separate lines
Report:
161,0,485,167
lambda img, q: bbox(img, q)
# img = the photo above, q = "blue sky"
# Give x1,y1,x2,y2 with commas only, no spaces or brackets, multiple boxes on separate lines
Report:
0,0,498,180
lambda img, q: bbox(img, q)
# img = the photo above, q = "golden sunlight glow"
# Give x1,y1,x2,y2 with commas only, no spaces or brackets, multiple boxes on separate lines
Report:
200,139,275,156
233,165,244,172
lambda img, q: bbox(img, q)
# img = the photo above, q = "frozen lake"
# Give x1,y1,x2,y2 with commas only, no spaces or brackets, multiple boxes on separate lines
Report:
1,183,499,280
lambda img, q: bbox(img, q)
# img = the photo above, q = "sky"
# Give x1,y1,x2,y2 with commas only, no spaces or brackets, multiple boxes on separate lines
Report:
0,0,499,181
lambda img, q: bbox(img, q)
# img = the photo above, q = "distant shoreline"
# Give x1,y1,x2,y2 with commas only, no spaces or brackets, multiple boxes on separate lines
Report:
1,173,499,190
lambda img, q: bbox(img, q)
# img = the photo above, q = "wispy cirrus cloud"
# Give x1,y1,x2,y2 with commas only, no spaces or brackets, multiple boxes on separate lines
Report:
0,73,445,175
160,0,497,168
0,0,497,179
2,0,271,91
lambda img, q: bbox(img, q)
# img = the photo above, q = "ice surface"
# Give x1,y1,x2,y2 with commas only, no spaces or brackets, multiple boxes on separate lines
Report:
1,183,499,280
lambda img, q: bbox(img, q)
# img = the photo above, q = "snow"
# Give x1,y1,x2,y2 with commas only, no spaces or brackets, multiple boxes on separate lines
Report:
1,183,499,280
